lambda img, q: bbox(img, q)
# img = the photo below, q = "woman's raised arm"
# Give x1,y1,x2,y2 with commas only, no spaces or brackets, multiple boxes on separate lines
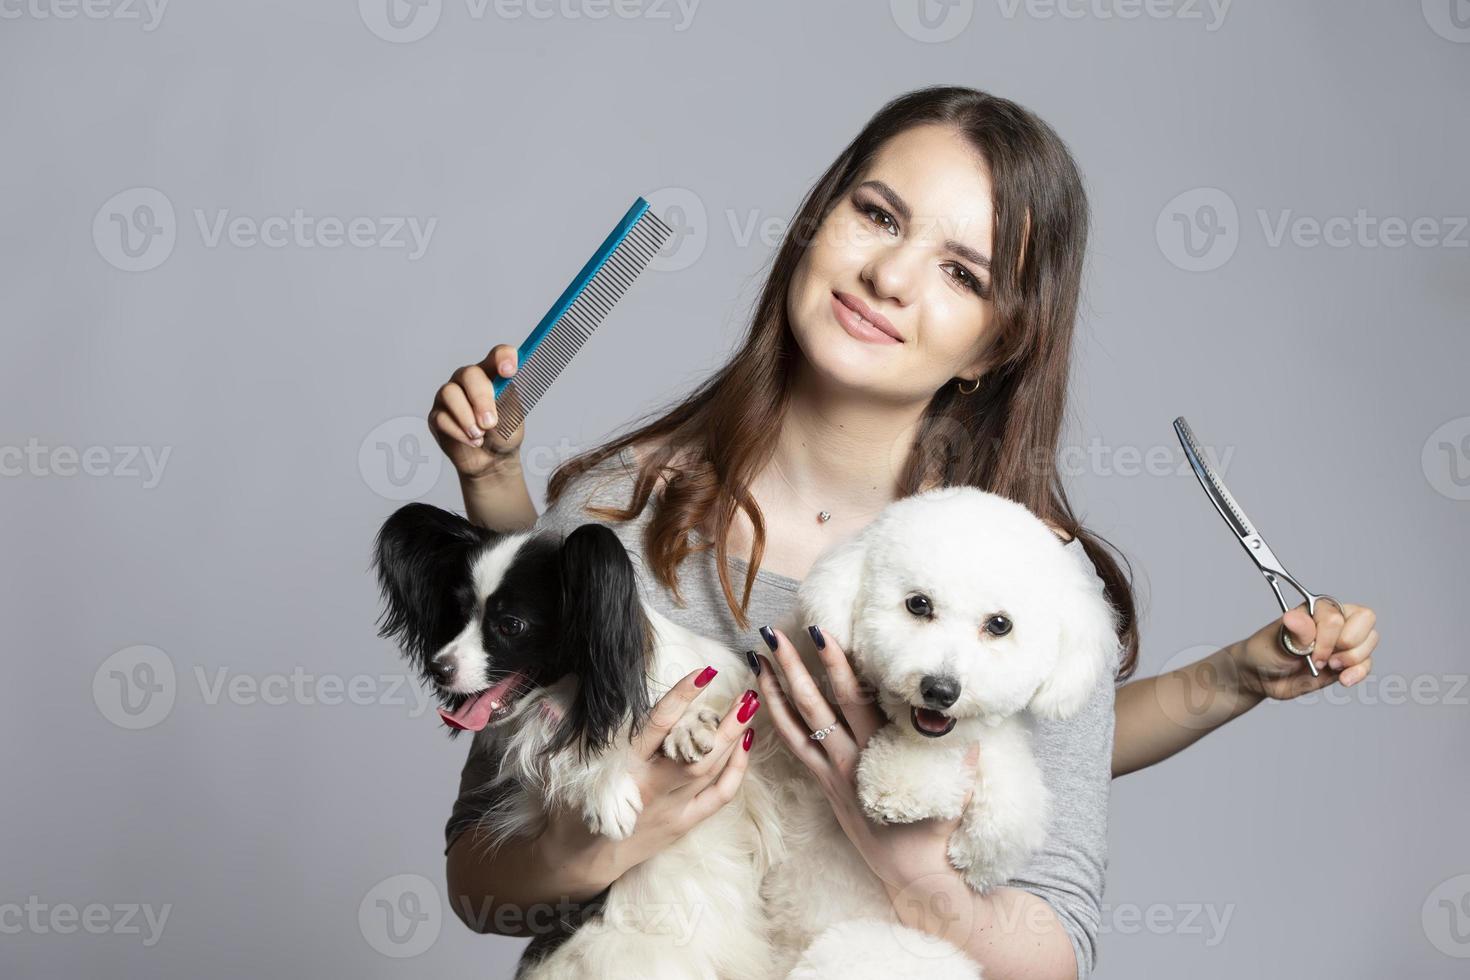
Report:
1112,602,1379,778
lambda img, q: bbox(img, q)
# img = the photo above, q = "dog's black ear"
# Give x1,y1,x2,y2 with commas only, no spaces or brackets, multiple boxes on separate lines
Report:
545,522,651,764
372,503,490,665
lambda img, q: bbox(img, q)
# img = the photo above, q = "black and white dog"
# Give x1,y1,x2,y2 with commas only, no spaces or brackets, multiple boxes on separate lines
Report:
372,503,782,980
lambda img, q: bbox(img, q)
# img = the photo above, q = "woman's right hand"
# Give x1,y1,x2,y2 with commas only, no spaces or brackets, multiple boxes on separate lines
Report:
541,667,761,883
429,344,527,481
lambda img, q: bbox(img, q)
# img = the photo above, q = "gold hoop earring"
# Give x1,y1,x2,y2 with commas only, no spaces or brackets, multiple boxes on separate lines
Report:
956,376,981,394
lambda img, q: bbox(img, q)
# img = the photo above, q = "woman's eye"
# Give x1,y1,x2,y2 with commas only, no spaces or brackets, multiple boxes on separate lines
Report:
984,615,1012,637
948,264,987,296
860,203,898,235
858,200,988,297
905,594,932,617
497,616,526,637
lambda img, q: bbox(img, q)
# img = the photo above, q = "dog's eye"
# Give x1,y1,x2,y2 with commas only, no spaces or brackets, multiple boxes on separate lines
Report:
984,615,1012,637
496,616,526,637
904,594,932,617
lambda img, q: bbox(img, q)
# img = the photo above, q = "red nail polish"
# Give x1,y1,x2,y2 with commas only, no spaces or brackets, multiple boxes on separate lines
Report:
739,688,756,705
737,697,760,723
742,728,755,751
694,666,718,688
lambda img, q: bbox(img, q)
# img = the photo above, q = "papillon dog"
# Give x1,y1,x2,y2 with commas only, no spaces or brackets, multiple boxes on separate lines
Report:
372,503,782,980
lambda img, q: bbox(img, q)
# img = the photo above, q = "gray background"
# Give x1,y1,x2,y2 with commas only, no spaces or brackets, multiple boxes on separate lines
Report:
2,1,1466,977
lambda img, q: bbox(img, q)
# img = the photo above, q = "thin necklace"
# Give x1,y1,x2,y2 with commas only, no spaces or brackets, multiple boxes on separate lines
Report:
769,455,890,526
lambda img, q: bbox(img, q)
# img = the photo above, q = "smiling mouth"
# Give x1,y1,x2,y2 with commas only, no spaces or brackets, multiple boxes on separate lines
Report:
438,671,532,732
911,706,957,738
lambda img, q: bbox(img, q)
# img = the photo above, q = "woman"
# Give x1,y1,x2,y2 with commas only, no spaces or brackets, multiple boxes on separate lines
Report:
433,86,1379,979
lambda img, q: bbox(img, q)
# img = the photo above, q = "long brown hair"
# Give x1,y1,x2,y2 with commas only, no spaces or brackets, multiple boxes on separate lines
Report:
547,84,1140,681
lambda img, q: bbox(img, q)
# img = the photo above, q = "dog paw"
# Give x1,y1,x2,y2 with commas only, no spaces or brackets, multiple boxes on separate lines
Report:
583,775,644,841
661,706,722,764
858,782,929,825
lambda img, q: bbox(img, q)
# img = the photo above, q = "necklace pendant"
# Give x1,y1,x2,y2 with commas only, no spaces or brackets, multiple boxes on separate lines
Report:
817,510,832,523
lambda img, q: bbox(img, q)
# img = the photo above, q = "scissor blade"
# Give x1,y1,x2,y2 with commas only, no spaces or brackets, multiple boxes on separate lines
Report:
1173,416,1257,541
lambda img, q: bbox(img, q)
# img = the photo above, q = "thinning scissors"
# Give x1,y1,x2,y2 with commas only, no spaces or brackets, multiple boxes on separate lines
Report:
1173,416,1345,676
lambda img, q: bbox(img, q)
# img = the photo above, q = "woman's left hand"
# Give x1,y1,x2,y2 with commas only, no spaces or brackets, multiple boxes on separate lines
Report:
1231,601,1379,701
752,625,981,894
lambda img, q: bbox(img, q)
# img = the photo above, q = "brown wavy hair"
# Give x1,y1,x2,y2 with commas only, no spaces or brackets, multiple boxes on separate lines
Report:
545,84,1140,681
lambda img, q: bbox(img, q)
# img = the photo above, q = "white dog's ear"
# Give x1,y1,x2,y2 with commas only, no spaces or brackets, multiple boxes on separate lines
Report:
797,531,871,651
1028,552,1121,720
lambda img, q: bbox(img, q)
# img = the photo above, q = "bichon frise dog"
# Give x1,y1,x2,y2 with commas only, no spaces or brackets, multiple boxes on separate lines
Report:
760,486,1122,979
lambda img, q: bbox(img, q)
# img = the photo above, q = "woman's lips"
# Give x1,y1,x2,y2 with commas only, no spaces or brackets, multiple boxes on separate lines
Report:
831,293,901,345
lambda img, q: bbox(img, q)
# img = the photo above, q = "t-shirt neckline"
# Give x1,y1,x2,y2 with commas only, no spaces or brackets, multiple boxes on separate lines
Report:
613,445,1082,595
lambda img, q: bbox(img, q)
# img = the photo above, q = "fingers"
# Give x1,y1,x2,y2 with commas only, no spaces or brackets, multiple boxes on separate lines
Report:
677,687,760,785
433,383,483,447
752,651,837,773
1307,601,1348,672
629,666,718,761
1281,606,1316,654
806,626,885,748
685,722,755,824
760,628,840,730
453,363,500,434
479,344,518,382
1329,607,1377,667
1336,631,1378,687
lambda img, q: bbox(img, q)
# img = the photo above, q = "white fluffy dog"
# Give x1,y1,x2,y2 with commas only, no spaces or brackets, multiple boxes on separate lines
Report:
757,486,1121,979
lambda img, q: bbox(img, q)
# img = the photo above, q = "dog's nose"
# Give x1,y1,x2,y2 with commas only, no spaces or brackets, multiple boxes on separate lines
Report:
429,655,457,687
920,675,960,709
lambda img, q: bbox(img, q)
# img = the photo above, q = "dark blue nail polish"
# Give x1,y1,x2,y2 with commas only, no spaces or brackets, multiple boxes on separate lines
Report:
744,649,761,675
808,625,826,650
760,625,778,651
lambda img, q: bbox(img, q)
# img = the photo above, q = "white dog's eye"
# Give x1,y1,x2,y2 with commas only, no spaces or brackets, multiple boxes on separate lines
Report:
496,616,527,637
904,594,933,618
984,614,1012,637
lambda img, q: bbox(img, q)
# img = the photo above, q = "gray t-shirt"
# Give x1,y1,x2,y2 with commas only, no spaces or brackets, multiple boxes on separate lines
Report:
446,446,1117,978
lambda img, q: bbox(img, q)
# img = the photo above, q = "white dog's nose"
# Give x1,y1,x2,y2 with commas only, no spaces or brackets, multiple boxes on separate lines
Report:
919,674,960,709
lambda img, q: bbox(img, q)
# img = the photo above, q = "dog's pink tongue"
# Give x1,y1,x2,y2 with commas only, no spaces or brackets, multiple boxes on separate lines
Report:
914,707,953,734
439,672,527,732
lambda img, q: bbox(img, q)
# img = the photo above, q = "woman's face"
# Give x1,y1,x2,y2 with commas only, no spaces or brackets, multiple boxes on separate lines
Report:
787,123,999,403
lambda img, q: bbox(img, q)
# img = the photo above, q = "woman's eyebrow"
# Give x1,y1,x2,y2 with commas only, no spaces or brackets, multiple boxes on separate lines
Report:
858,179,992,270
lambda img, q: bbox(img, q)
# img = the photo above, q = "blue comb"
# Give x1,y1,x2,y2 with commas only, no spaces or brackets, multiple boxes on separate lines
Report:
490,197,673,439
